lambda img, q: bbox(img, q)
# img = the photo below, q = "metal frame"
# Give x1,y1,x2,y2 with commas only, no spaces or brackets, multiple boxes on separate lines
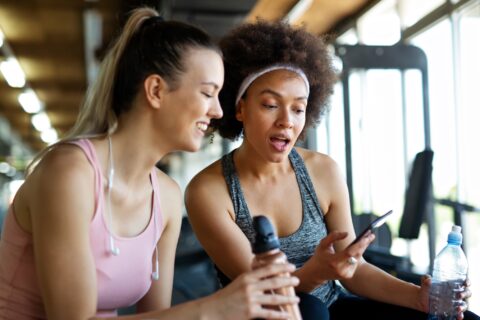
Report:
401,0,475,41
334,44,436,268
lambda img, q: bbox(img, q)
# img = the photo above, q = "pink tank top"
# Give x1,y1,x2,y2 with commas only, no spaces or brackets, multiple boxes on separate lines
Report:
0,139,164,319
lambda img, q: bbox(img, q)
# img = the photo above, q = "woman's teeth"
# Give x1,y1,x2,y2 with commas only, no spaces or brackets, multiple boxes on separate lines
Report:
197,123,208,131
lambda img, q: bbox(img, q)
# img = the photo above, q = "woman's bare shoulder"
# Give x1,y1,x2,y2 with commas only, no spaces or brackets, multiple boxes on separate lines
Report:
185,158,231,213
16,143,97,232
295,147,339,172
29,143,95,187
186,158,224,191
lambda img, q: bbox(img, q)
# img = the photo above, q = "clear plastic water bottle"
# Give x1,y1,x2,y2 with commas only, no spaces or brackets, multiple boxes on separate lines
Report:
428,225,468,320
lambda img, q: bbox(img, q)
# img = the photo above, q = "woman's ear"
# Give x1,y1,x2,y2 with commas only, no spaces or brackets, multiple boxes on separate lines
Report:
235,99,245,122
144,74,168,109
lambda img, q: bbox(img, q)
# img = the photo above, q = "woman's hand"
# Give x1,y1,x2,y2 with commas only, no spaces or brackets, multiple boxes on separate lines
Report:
306,230,375,284
207,263,300,320
456,278,473,319
418,275,472,319
417,275,431,313
252,250,288,269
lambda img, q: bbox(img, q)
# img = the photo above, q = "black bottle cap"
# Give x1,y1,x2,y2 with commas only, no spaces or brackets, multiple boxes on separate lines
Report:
252,215,280,254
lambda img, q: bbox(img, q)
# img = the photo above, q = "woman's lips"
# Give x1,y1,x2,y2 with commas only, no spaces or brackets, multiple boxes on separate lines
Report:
269,136,290,152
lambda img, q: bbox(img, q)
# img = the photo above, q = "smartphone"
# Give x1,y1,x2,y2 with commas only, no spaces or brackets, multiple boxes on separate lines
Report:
349,210,393,246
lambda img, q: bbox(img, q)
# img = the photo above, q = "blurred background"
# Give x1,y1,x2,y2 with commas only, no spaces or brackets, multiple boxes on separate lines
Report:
1,0,479,314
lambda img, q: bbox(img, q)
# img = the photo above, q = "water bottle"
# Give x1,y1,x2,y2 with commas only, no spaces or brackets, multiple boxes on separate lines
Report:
252,215,302,320
428,225,468,320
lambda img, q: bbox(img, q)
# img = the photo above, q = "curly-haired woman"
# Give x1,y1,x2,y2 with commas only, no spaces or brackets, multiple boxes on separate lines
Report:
185,21,476,319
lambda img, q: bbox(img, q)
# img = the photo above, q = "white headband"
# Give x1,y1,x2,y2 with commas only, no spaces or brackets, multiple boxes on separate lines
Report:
235,64,310,105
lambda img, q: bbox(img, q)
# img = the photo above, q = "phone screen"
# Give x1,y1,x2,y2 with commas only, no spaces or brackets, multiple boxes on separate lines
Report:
349,210,393,246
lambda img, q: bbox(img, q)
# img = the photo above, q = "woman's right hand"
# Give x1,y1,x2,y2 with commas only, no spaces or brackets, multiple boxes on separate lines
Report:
306,230,375,283
206,263,300,320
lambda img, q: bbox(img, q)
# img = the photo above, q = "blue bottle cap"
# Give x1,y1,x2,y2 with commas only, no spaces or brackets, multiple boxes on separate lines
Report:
447,225,463,245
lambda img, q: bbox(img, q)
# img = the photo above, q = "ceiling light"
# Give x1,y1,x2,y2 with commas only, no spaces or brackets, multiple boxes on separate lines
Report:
0,162,10,174
282,0,313,24
18,89,43,113
0,57,26,88
32,112,52,132
40,128,58,144
6,166,16,177
83,9,102,85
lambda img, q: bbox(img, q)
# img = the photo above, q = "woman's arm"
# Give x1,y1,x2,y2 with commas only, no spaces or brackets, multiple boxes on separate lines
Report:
342,262,424,310
29,146,98,320
307,151,424,310
185,164,255,280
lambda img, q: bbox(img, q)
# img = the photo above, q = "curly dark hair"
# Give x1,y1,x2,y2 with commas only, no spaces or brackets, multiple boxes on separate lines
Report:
212,20,337,140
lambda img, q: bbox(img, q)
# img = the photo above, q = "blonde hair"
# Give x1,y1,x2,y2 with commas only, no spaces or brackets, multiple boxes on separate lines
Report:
69,7,159,139
26,7,217,175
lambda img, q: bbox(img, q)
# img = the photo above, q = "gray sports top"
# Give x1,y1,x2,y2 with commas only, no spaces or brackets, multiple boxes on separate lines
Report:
220,148,340,307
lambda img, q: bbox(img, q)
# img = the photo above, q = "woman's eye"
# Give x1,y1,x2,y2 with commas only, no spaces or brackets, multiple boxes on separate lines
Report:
262,104,277,109
295,108,305,114
202,92,213,98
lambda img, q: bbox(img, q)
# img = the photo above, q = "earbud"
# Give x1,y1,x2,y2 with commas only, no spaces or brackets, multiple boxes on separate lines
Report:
111,246,120,256
109,235,120,256
151,246,159,280
108,168,115,189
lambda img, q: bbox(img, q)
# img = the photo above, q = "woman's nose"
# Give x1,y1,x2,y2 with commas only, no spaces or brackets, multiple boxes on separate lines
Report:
209,98,223,119
276,110,294,128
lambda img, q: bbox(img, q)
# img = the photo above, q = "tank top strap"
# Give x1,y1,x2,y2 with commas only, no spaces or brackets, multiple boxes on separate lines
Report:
289,148,325,221
149,167,164,233
222,151,248,219
221,151,252,224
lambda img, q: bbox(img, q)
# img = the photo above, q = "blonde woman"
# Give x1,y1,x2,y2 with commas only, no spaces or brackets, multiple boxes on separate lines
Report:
0,8,299,320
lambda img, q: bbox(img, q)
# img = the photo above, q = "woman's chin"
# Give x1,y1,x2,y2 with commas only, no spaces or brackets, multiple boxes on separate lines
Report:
183,140,202,153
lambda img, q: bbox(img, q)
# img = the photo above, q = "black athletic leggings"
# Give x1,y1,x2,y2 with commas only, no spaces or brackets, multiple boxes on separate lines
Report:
297,292,480,320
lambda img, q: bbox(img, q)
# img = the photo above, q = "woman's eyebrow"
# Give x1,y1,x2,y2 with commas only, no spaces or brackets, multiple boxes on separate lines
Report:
260,88,307,101
201,81,220,89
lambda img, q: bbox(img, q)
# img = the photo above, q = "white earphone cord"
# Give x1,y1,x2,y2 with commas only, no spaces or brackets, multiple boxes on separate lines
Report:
107,136,119,256
106,136,159,281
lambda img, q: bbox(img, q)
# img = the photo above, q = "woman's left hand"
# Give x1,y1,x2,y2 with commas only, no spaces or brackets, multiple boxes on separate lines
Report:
417,275,430,313
418,275,472,319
